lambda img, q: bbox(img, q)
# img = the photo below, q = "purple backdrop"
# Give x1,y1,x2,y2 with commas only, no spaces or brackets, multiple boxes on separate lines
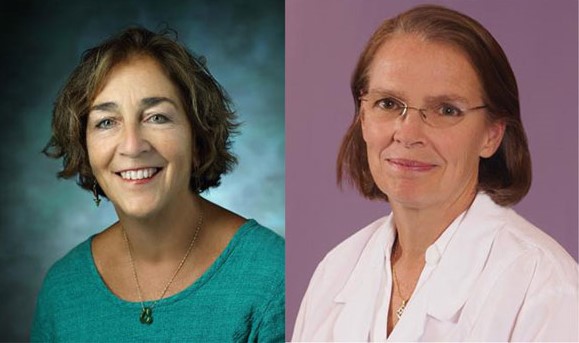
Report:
285,0,579,337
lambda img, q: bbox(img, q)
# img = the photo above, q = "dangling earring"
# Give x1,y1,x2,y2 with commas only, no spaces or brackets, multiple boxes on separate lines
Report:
92,180,101,207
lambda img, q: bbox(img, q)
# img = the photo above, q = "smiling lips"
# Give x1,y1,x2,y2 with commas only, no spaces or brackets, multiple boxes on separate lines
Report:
117,167,162,183
386,158,436,172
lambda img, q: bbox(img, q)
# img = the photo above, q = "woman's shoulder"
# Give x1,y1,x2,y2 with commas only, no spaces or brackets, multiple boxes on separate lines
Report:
35,237,95,308
493,206,578,286
225,219,284,276
207,220,284,316
236,219,284,253
469,193,576,279
322,215,390,265
203,199,284,259
308,215,391,288
239,219,284,245
41,238,93,287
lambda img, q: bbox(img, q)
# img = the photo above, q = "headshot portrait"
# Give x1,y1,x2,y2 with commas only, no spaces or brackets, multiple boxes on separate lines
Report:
286,0,578,341
0,0,284,341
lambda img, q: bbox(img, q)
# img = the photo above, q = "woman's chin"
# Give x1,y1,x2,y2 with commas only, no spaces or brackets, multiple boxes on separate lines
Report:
383,186,435,209
112,199,161,220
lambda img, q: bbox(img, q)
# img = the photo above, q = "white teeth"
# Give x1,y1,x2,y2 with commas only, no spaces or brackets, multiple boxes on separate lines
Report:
120,168,158,180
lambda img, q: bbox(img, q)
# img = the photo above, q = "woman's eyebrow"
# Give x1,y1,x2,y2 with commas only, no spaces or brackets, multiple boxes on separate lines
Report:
368,90,470,102
366,88,406,99
89,97,179,114
90,102,118,113
424,94,469,104
140,97,179,111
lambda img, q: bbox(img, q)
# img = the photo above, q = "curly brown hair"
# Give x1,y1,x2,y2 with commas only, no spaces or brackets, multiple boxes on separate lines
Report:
337,5,532,206
43,27,238,196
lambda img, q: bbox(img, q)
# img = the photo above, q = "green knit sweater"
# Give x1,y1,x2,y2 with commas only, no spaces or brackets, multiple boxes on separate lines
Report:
31,220,285,342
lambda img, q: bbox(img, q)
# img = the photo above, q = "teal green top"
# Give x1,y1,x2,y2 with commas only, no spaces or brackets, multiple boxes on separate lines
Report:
31,220,285,342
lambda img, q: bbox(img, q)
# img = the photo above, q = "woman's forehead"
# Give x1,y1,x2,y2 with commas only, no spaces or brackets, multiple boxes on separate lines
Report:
92,55,181,107
366,34,483,101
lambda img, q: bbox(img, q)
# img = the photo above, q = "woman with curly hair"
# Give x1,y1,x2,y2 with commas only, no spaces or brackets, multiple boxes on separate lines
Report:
32,27,284,342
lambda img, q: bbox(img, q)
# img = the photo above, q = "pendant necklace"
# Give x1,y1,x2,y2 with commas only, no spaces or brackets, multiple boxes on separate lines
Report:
392,240,409,319
122,210,203,325
392,265,409,319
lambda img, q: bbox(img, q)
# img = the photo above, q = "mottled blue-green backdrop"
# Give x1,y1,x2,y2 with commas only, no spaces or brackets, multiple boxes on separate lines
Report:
0,0,284,340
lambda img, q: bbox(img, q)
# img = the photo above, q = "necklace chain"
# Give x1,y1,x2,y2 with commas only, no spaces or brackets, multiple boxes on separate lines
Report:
392,240,409,320
121,210,203,325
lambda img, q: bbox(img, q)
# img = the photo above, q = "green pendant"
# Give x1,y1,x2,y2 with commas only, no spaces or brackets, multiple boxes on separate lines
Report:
140,307,153,325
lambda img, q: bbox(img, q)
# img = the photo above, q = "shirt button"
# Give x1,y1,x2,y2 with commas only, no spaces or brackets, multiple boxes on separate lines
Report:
425,246,441,265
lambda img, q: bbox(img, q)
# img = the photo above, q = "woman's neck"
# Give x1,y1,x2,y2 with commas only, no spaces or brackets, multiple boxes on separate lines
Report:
115,191,204,263
390,188,477,263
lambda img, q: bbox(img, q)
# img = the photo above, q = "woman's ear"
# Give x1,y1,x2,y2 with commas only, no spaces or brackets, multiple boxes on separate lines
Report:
480,120,506,158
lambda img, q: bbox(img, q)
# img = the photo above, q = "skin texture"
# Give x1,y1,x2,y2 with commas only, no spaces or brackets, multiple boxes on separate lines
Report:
360,34,505,334
86,55,244,301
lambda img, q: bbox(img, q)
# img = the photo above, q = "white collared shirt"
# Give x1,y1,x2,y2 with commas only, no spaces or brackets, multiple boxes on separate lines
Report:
293,193,579,342
370,210,466,341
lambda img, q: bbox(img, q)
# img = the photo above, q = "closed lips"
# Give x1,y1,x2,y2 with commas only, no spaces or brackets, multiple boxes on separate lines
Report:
118,168,161,180
387,159,435,167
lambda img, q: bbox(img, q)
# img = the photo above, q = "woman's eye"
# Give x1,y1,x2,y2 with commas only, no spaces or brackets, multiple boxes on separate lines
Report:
96,118,115,129
439,104,463,117
147,114,169,124
376,98,402,111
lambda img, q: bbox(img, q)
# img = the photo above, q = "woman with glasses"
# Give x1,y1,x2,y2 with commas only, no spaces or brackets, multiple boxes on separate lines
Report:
292,5,578,342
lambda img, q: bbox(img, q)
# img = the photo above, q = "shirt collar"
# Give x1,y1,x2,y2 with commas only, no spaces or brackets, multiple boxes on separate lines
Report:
381,199,469,266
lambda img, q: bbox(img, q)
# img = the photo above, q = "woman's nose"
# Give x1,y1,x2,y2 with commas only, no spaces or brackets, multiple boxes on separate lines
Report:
118,124,151,157
400,106,429,123
393,108,427,147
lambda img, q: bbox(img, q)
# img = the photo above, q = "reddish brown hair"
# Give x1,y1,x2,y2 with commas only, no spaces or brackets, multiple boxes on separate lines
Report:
43,27,238,196
337,5,532,206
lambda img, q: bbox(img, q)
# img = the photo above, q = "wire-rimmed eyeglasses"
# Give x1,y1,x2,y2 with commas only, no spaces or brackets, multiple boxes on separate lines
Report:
359,92,488,128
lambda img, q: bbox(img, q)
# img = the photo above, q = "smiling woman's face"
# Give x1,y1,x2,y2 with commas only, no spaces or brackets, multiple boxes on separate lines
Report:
86,55,193,219
360,34,504,211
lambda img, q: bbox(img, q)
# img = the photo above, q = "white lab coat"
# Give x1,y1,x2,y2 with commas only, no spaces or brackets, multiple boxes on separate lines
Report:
293,193,579,342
